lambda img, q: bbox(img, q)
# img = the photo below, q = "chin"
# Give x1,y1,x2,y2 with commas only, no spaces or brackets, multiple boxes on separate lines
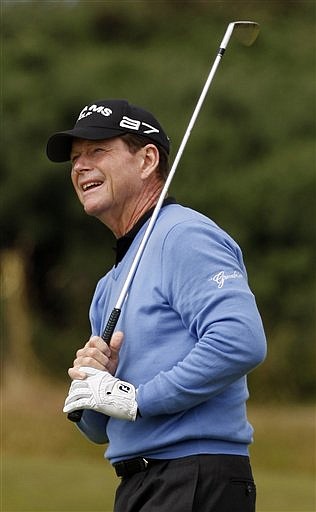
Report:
83,199,110,219
83,203,102,217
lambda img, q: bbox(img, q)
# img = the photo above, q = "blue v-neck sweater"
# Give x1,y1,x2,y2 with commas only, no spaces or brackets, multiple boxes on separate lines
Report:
78,204,266,463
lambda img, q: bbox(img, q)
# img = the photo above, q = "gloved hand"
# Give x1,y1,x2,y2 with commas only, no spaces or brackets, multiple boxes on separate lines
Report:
63,367,138,421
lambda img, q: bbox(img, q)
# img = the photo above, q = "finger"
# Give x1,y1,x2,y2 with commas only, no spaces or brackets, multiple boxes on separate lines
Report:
86,335,103,346
63,398,90,414
75,346,108,367
109,331,124,357
85,336,112,357
65,386,91,404
68,366,87,380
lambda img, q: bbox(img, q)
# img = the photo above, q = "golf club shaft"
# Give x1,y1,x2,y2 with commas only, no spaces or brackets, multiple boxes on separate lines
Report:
68,21,259,423
104,32,228,318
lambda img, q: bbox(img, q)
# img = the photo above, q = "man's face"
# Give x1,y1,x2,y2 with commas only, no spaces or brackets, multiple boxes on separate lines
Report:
70,137,145,229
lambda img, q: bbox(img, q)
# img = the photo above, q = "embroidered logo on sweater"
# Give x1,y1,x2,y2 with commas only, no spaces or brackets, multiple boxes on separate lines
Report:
210,270,243,289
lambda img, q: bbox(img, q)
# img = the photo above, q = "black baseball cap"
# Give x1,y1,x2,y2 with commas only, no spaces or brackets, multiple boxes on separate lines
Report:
46,99,170,162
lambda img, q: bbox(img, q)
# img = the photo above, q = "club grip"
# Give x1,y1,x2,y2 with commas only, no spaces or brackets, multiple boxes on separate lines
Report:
101,308,121,344
67,308,121,423
67,409,83,423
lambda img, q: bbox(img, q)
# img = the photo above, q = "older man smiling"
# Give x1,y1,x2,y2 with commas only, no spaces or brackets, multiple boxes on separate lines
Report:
47,98,266,512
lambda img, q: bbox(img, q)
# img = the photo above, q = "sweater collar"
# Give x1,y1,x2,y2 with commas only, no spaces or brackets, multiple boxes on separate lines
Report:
114,197,176,266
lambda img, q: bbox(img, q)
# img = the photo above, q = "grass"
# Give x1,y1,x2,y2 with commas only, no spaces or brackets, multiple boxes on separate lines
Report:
1,375,315,512
3,455,113,512
248,404,315,511
3,454,315,512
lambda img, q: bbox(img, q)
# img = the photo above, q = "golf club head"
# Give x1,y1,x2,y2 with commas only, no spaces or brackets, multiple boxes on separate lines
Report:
233,21,260,47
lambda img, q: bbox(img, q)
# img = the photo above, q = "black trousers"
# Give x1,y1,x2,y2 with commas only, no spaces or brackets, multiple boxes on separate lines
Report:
113,454,256,512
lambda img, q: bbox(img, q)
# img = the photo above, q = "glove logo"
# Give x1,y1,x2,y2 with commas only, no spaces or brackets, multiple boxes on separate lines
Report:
119,383,132,394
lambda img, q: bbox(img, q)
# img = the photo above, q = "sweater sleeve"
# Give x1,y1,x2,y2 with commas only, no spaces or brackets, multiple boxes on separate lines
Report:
76,409,109,444
137,220,267,417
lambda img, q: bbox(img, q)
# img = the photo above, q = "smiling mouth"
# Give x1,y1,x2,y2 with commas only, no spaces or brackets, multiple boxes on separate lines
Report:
82,181,103,192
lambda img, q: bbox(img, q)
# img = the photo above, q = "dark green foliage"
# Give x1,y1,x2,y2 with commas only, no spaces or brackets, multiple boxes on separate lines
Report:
2,0,315,399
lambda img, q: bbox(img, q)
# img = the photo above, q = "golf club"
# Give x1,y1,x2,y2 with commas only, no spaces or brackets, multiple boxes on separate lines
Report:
68,20,260,423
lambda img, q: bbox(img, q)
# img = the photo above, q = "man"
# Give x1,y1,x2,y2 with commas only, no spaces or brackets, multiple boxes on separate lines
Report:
47,99,266,512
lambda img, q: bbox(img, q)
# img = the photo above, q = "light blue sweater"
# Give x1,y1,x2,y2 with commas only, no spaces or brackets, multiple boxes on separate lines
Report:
78,204,266,463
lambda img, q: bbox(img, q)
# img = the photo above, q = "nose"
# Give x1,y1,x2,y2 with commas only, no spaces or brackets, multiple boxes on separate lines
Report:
71,154,92,174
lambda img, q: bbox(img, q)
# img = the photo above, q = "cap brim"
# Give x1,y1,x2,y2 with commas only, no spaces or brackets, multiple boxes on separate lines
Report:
46,127,127,162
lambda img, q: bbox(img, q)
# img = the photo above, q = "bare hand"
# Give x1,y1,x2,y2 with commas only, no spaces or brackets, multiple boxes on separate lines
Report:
68,331,124,380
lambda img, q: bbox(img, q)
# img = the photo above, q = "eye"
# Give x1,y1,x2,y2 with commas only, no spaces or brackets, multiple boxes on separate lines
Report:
70,154,79,166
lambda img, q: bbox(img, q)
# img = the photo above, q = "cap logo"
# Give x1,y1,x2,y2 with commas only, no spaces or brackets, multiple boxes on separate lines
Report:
77,104,113,121
120,116,159,135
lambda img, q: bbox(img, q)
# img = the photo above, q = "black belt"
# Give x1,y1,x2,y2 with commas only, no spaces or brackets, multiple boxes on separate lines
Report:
113,457,157,478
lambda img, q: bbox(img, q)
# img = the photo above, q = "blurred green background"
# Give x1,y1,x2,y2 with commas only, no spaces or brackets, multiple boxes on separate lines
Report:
1,0,315,511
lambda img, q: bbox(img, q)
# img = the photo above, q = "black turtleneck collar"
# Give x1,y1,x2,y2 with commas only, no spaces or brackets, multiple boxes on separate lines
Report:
114,197,177,266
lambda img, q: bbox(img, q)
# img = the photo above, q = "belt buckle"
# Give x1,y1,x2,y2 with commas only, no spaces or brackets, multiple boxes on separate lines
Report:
114,457,150,478
141,458,148,470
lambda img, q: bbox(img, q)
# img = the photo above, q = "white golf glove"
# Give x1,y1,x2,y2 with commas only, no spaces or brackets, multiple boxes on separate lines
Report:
63,367,138,421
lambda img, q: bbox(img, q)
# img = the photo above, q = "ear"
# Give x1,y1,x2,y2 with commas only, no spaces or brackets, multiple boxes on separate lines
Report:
139,144,160,180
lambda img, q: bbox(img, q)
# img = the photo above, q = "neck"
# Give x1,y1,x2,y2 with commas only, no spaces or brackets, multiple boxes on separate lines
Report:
102,179,164,238
123,182,163,235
